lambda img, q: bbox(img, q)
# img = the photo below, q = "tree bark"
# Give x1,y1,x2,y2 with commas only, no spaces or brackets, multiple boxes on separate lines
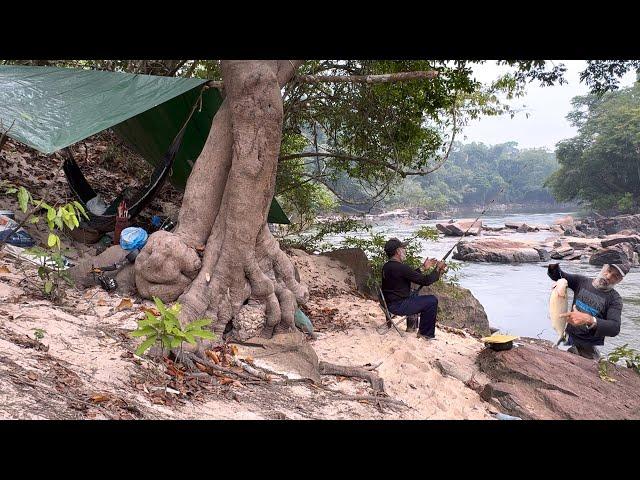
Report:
135,60,307,338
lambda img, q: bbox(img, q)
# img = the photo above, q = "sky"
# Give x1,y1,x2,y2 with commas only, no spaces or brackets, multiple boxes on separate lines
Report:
460,60,638,150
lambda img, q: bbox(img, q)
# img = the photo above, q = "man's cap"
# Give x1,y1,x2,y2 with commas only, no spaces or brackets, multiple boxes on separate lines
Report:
384,237,408,256
611,261,630,278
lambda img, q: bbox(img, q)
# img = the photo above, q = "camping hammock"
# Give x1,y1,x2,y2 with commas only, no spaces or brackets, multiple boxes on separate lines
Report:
0,65,291,232
61,86,201,233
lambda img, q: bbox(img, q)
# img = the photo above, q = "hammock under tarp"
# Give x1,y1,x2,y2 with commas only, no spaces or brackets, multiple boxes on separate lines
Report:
0,65,290,225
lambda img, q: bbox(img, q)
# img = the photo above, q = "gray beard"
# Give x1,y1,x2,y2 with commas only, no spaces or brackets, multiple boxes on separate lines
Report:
592,277,613,292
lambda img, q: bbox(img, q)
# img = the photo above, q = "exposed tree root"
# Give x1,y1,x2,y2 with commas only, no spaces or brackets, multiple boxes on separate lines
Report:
318,361,385,394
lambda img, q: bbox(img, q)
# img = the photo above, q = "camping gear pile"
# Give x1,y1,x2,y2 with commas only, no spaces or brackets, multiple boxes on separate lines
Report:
0,65,293,292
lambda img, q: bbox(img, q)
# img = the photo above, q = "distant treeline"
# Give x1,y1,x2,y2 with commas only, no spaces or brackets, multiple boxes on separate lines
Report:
384,141,559,210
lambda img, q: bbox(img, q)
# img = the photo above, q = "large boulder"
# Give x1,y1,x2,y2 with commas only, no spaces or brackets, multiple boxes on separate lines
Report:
595,214,640,235
436,219,482,236
553,215,576,228
589,245,631,266
516,223,538,233
550,246,574,259
377,209,410,219
476,340,640,419
453,238,545,263
601,235,640,248
320,248,376,299
505,222,538,233
418,282,491,337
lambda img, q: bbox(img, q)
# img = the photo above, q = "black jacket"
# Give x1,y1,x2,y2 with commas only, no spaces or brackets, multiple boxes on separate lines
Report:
381,259,440,304
548,265,622,346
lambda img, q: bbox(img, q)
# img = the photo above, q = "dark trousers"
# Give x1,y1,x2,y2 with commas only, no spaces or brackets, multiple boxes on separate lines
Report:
566,335,601,360
388,295,438,337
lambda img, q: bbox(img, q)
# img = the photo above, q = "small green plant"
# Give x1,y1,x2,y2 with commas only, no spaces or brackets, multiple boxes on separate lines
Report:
598,344,640,382
607,344,640,373
1,181,88,301
130,297,216,358
33,328,46,341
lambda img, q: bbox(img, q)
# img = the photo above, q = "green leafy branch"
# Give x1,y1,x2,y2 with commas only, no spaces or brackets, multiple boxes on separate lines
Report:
130,297,216,358
598,343,640,382
1,181,89,300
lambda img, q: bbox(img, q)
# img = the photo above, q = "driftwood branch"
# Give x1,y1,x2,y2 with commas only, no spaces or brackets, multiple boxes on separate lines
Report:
319,361,385,393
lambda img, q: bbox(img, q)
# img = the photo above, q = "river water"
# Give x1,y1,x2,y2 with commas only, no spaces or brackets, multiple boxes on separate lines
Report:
324,212,640,356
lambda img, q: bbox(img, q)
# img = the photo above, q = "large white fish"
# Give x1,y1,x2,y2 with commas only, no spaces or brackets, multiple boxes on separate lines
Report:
549,278,569,345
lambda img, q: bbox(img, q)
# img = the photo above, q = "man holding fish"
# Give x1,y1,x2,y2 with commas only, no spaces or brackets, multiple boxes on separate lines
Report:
548,262,628,359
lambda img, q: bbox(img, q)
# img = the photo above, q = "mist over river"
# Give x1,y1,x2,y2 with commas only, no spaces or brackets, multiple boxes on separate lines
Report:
324,211,640,356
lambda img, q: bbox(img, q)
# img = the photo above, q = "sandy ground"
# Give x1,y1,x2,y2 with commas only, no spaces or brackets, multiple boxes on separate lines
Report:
1,242,496,420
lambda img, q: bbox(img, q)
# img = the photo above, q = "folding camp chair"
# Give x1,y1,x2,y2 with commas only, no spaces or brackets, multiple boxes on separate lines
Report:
376,284,406,337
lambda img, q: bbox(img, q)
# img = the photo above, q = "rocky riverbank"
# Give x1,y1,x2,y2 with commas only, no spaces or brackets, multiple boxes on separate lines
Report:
446,214,640,268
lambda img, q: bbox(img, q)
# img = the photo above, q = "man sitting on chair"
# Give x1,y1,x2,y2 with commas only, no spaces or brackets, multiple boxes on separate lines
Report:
381,238,447,340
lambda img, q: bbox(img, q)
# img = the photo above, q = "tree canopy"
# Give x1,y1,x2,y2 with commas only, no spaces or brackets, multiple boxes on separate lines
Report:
4,59,639,221
546,80,640,213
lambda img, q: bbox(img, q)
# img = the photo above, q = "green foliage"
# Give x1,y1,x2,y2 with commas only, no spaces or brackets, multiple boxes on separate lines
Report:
278,217,366,253
617,192,635,214
607,344,640,374
130,297,215,358
1,181,88,302
33,328,46,341
598,344,640,382
546,82,640,214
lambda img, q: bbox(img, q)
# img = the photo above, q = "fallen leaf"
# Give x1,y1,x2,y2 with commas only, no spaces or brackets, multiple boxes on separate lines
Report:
219,377,234,385
165,387,180,395
195,362,209,372
116,298,133,311
230,345,238,356
90,394,111,403
0,266,11,275
96,299,107,306
205,350,220,364
166,363,184,378
140,306,160,316
27,372,38,381
244,356,254,364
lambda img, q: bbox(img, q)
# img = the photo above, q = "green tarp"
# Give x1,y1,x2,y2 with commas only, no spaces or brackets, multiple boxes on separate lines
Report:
0,65,290,224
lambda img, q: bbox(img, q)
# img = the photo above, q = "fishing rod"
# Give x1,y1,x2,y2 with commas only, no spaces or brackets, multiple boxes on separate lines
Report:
440,187,505,262
410,187,506,296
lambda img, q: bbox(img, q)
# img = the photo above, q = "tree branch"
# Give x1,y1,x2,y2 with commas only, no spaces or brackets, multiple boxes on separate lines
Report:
168,59,189,77
279,151,440,176
295,70,439,84
208,69,440,90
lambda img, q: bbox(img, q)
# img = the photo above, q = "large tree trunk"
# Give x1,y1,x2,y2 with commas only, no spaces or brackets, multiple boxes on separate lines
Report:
135,60,308,338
